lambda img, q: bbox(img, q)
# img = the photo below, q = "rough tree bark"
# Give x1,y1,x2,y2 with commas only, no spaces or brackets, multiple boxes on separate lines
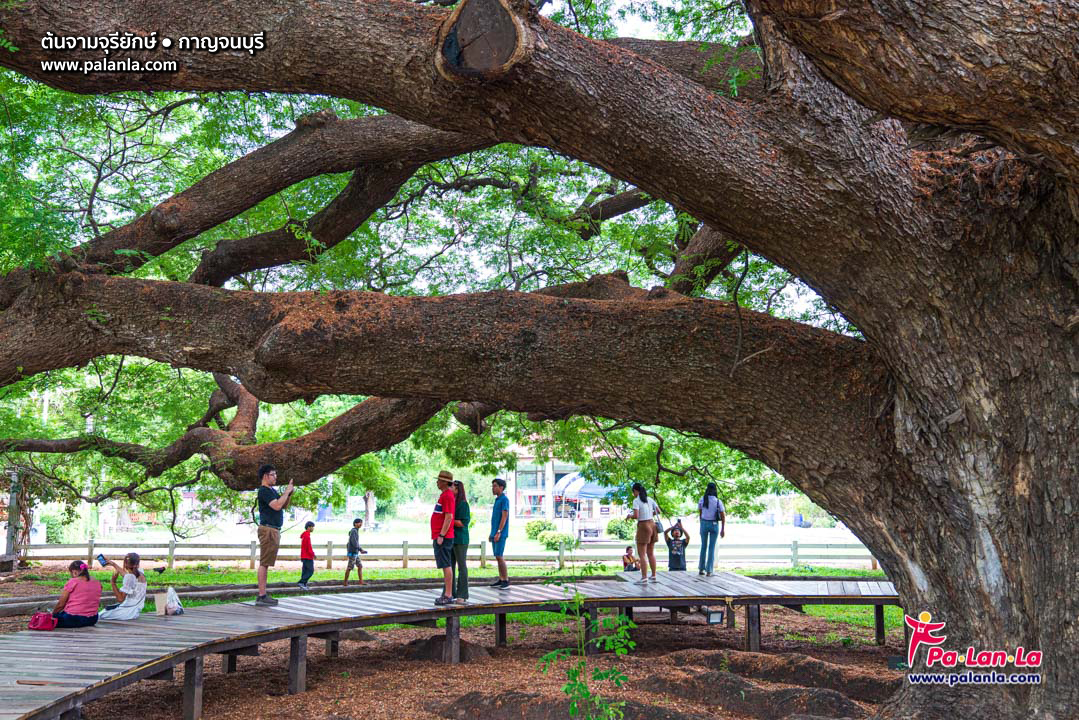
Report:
0,0,1076,717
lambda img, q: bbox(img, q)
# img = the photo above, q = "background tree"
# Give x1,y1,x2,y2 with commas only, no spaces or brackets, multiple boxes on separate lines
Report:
0,0,1075,717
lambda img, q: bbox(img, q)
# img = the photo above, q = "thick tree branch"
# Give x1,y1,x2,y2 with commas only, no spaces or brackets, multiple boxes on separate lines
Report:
0,271,891,485
74,112,483,275
754,0,1079,193
668,225,743,295
188,161,421,286
0,395,442,490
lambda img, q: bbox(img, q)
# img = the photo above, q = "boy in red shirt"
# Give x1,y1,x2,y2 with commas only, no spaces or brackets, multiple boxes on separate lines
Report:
431,470,456,605
298,521,316,591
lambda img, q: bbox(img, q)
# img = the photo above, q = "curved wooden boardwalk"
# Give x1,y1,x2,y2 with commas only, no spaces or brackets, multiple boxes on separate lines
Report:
0,572,899,720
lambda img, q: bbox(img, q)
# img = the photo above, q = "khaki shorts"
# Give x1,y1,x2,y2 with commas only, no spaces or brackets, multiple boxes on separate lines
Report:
635,519,658,546
346,554,362,571
257,525,280,567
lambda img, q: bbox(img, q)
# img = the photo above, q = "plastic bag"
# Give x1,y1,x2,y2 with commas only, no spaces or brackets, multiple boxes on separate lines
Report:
165,586,184,616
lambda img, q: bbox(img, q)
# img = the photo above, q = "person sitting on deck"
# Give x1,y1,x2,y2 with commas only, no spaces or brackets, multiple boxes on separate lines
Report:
664,521,691,572
622,546,639,571
99,552,147,621
51,560,102,628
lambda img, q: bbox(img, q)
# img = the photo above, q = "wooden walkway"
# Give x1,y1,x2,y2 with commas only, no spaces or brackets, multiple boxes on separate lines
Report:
0,572,899,720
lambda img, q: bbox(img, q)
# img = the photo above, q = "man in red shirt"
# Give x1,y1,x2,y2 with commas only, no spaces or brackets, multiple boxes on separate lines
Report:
431,470,456,605
298,521,316,591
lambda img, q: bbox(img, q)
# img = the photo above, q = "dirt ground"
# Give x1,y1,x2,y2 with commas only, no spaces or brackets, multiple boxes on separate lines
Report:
0,603,904,719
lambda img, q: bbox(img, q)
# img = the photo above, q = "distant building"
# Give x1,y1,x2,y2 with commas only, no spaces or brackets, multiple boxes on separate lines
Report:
505,456,621,536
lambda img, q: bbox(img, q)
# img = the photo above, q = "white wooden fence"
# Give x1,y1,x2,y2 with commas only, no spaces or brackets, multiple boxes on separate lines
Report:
18,539,877,570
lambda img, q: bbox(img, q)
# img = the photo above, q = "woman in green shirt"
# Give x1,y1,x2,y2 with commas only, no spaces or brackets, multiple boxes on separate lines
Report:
452,480,471,603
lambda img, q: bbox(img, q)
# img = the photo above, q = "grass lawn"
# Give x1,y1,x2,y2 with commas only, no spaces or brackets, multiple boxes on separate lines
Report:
739,566,888,578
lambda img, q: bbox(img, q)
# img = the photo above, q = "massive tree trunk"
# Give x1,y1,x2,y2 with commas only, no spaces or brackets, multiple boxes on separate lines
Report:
0,0,1076,717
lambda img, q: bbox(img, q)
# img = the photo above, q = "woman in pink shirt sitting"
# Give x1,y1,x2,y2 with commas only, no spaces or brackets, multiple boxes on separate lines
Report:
51,560,102,628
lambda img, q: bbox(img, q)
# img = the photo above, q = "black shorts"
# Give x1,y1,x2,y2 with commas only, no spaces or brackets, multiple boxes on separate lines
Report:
433,540,454,569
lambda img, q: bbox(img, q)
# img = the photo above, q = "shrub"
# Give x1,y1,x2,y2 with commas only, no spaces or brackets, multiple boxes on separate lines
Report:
41,514,65,544
606,517,635,541
537,530,576,551
525,519,556,540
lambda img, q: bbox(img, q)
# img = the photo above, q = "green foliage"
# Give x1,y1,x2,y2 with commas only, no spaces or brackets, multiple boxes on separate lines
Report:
40,513,65,543
605,517,635,541
526,519,557,540
537,530,576,551
539,558,635,719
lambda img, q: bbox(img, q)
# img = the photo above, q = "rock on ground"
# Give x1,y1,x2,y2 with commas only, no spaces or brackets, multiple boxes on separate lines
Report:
404,635,491,662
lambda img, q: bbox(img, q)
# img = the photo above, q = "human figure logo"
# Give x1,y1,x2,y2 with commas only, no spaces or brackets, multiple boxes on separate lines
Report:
904,610,947,667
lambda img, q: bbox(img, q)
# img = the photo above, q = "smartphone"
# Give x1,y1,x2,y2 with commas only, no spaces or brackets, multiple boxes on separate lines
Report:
96,553,107,567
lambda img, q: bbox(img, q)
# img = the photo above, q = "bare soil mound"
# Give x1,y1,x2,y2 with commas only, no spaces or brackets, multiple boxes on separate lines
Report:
671,648,901,703
641,669,866,719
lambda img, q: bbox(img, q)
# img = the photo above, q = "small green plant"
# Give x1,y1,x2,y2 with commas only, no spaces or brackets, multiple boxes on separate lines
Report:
525,519,556,539
539,556,635,719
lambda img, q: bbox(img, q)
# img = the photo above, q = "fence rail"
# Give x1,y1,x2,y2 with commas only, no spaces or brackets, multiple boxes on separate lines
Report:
17,538,877,570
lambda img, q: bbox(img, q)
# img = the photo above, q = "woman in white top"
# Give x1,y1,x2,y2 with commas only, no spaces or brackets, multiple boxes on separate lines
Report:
99,552,147,621
627,482,661,585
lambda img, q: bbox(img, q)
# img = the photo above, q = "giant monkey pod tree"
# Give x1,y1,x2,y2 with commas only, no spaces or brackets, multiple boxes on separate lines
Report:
0,0,1076,717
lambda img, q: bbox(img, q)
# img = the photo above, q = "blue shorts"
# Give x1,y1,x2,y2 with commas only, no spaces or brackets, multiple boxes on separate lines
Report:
490,535,507,557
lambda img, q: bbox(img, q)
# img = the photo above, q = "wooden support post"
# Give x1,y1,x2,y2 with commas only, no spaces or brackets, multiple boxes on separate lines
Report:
584,607,599,655
87,537,95,567
495,612,507,647
59,705,82,720
249,540,257,569
168,539,176,570
726,602,736,628
669,607,678,624
875,605,886,646
288,635,307,694
745,604,761,652
183,656,204,720
791,540,799,567
480,540,487,569
325,541,333,570
871,556,878,571
402,540,409,569
558,541,565,570
326,636,339,657
443,615,461,664
624,606,634,622
225,654,237,673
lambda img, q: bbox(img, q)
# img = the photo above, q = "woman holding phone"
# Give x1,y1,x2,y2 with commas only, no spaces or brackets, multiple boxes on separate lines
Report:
98,552,147,621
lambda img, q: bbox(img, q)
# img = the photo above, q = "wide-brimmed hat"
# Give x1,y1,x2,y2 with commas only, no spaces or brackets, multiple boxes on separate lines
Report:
436,470,454,483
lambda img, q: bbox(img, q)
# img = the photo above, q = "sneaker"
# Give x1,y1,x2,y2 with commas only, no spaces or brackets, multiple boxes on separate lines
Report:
454,597,470,605
434,595,452,606
698,570,705,576
633,578,649,585
255,595,278,606
706,572,714,577
649,576,658,583
489,579,503,587
497,580,510,589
